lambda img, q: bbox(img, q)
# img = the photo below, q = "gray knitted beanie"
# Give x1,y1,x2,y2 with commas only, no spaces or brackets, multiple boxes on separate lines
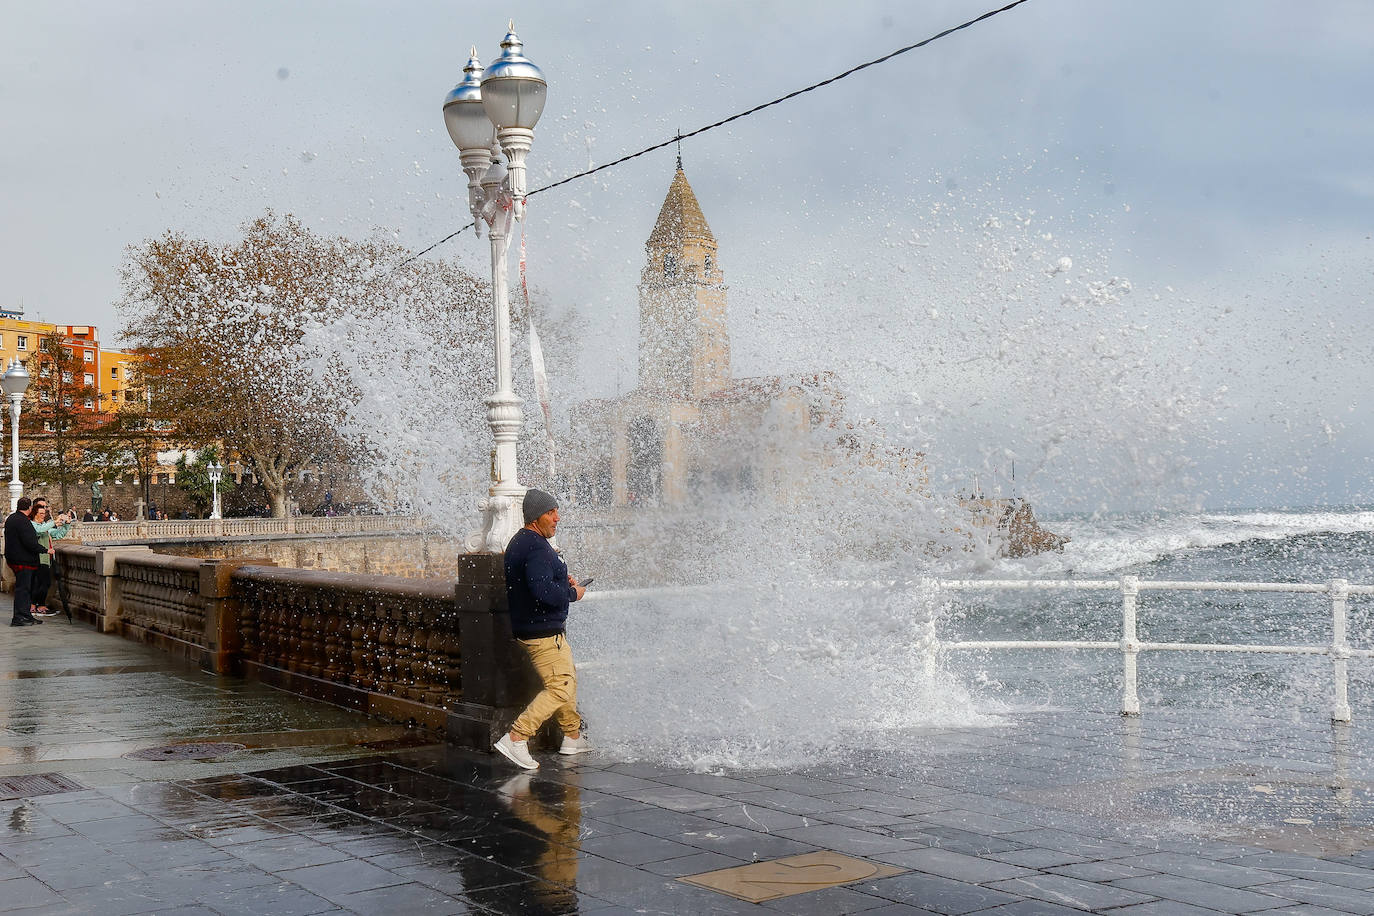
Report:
522,488,559,524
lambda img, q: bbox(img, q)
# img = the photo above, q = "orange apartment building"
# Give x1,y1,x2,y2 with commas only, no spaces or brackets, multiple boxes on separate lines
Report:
0,308,141,415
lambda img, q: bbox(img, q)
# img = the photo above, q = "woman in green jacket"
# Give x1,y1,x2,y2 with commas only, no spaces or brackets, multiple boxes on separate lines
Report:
32,505,72,617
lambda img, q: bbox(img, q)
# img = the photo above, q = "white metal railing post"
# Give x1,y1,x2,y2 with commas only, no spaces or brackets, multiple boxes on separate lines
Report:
1330,577,1352,724
920,578,939,680
1120,575,1141,717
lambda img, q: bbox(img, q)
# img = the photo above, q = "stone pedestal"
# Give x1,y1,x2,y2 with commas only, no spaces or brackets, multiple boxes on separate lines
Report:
448,552,560,752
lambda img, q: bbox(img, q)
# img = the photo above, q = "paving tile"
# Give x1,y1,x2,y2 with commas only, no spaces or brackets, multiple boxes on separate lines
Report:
862,871,1020,915
1103,903,1229,915
333,880,475,913
773,823,919,857
224,834,353,871
1111,874,1295,912
697,803,815,832
181,879,341,916
752,774,858,795
1048,860,1157,882
920,809,1036,835
970,901,1098,915
1000,827,1144,860
988,873,1156,911
989,848,1089,869
824,790,944,816
1227,853,1374,890
0,876,65,910
1253,880,1374,914
576,830,705,866
727,787,855,816
1112,851,1290,888
640,850,747,878
619,785,734,812
1256,906,1366,916
873,847,1034,884
276,858,409,899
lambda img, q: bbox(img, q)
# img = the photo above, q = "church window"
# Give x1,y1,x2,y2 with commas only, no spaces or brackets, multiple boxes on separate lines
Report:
704,254,713,273
663,252,678,279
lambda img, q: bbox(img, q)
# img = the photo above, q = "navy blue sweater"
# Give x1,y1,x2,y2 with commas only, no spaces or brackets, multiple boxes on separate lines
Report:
504,528,577,638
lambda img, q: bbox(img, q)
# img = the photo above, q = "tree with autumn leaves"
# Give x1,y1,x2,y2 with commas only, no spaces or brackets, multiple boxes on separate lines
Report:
118,212,490,518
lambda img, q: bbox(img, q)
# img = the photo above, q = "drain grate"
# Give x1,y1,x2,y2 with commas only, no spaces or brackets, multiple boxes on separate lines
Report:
0,773,85,801
125,742,246,761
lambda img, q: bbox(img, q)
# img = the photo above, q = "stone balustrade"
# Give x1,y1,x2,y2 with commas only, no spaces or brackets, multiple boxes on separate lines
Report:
69,513,420,544
50,545,531,750
233,567,461,728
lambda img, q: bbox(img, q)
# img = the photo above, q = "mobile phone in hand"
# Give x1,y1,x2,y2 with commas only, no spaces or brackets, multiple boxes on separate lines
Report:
579,577,594,589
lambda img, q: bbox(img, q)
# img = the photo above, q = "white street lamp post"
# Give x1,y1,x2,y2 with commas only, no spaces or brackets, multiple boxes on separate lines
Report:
444,25,547,552
2,360,30,513
208,461,224,520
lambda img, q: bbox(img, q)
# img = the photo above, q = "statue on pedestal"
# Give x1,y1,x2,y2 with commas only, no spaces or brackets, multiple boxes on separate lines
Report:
90,480,103,515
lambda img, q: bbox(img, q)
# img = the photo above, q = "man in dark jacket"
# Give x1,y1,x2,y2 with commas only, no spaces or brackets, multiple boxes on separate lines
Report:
494,488,589,770
6,497,42,627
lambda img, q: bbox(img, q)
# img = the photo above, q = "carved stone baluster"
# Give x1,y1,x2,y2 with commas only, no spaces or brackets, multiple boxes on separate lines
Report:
392,600,414,699
239,582,260,662
285,587,306,673
322,602,344,681
348,599,369,688
375,603,398,697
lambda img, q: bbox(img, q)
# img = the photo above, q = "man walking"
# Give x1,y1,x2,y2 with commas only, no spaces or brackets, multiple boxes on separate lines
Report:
6,497,42,627
494,488,591,770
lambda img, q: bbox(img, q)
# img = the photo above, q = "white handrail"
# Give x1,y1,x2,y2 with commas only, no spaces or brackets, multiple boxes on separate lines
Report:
937,576,1367,723
588,575,1371,723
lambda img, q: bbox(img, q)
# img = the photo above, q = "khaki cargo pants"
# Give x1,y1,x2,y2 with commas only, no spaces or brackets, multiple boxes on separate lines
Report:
511,633,581,740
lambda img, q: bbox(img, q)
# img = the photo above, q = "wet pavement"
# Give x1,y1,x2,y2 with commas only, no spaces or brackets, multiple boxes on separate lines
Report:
7,622,1374,913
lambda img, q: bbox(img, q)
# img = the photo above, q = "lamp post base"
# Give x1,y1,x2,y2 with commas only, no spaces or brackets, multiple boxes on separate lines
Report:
8,480,22,514
465,488,526,553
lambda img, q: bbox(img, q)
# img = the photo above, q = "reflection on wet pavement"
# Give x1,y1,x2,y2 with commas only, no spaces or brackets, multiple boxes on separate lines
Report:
8,607,1374,912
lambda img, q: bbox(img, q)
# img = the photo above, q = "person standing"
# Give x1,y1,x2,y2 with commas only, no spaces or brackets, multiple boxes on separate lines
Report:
5,498,42,627
494,489,591,770
30,500,72,617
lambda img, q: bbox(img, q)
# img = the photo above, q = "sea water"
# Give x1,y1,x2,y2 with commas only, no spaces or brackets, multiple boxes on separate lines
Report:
571,506,1374,769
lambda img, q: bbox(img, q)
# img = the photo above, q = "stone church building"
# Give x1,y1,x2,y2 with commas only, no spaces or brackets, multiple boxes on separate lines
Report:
560,165,918,509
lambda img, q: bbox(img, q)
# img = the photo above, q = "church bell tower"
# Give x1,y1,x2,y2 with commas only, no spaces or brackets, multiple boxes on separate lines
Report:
637,165,731,399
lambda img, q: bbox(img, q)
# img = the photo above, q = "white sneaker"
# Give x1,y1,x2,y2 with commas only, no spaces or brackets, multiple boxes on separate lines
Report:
559,735,593,756
494,734,539,770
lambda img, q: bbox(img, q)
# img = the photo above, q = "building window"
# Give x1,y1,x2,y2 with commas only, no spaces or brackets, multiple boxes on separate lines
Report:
704,254,713,273
663,252,678,278
40,391,50,403
111,390,119,402
111,367,119,378
83,373,94,386
16,336,26,350
84,398,94,410
43,421,53,432
39,364,51,378
83,350,93,363
61,371,72,384
63,397,73,408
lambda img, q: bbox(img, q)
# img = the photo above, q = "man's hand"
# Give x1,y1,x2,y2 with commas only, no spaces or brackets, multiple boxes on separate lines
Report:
574,585,586,601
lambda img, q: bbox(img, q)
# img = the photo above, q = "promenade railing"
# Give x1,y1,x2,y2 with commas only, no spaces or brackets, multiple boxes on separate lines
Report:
69,514,420,543
934,576,1372,723
587,576,1374,723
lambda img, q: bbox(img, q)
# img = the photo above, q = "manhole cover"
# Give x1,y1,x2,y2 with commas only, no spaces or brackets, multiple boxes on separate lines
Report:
125,742,246,761
0,773,85,800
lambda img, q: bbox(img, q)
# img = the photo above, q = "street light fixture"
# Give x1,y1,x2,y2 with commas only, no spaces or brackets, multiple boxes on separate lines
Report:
443,25,547,552
208,461,224,520
2,360,30,512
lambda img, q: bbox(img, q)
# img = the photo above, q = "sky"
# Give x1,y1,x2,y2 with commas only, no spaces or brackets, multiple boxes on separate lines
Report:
2,0,1371,511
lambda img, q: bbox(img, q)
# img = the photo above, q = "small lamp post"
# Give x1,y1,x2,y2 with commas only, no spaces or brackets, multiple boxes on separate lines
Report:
208,461,224,520
443,25,547,551
2,360,30,512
